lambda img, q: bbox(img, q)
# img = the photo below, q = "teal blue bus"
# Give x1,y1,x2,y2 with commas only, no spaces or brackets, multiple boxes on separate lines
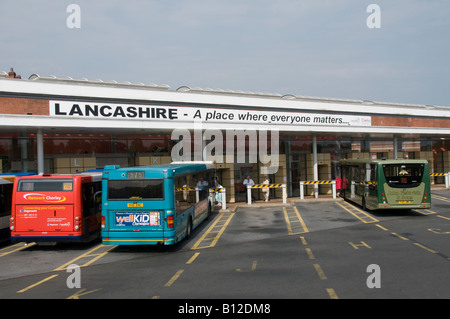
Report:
340,159,431,210
101,162,214,245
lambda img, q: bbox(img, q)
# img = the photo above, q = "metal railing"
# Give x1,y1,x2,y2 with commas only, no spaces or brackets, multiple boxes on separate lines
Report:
246,184,287,204
299,180,337,199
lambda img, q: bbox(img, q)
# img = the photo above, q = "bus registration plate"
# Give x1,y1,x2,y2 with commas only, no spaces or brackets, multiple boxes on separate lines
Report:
127,202,144,207
398,200,411,204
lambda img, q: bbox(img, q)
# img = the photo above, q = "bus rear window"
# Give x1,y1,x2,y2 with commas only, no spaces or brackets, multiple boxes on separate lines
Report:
108,179,164,200
382,164,424,188
18,179,73,192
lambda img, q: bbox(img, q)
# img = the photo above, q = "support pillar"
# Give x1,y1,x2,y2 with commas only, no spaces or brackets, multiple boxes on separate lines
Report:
313,135,318,198
37,129,44,174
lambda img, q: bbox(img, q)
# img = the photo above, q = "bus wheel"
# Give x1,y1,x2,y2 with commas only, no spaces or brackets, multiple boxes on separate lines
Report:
186,217,193,239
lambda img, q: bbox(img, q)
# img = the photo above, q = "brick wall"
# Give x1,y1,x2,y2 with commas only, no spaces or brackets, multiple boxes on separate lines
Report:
0,97,49,115
372,116,450,129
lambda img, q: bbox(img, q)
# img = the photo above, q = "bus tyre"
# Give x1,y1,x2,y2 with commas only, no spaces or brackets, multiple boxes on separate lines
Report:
186,217,193,239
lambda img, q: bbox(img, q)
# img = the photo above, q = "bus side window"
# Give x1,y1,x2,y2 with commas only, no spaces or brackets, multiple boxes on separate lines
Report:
370,164,377,184
175,176,195,215
82,182,101,217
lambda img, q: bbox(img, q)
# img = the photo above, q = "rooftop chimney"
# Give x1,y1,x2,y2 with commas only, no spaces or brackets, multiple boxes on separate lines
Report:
6,68,21,79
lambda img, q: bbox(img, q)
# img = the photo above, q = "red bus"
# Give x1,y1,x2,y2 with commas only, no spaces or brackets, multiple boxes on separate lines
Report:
10,172,102,244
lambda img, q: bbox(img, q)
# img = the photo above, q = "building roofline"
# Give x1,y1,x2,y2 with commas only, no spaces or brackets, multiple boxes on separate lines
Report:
0,73,448,119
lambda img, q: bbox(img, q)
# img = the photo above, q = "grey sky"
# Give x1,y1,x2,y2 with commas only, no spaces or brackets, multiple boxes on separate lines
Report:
1,1,449,106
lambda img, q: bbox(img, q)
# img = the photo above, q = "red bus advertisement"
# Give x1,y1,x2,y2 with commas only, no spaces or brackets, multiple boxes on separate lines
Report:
10,172,102,244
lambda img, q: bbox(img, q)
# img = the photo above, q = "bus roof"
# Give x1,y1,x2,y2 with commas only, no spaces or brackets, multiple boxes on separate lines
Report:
0,176,15,184
0,173,36,184
103,161,214,178
339,159,429,165
13,171,103,182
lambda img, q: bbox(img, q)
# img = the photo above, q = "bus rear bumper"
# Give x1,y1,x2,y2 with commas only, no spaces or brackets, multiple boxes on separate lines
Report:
101,231,176,245
11,235,90,243
10,230,100,244
377,203,431,210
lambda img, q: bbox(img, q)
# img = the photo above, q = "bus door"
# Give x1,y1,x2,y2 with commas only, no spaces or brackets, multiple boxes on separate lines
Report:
14,178,75,234
106,179,165,237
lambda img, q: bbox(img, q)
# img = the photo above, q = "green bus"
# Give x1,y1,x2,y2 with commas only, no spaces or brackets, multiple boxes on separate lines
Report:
339,159,431,210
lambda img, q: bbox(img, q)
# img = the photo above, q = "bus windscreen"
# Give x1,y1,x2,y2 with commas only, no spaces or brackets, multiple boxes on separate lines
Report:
18,179,73,192
108,179,164,200
382,164,424,187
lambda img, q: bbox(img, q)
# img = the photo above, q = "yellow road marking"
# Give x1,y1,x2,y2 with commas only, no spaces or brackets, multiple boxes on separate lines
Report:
186,252,200,264
0,242,36,258
54,244,117,271
236,260,258,272
164,269,184,287
375,224,388,231
391,233,409,241
326,288,339,299
313,264,327,280
191,211,234,250
432,194,450,203
348,241,372,250
67,288,102,299
413,209,437,215
283,206,308,235
336,202,379,223
17,274,59,293
414,243,438,254
299,236,308,246
305,248,315,260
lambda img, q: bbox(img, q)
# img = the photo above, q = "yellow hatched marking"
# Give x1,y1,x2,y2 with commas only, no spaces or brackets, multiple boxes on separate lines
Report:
283,206,309,235
0,242,36,258
54,244,117,271
336,202,379,223
17,274,59,293
191,211,234,250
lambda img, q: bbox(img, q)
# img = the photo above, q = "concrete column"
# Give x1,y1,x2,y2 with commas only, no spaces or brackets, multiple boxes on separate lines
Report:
37,128,44,174
313,135,318,198
394,136,398,160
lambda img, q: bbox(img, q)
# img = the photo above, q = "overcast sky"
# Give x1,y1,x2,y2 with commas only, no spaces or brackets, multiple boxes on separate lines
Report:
1,1,449,106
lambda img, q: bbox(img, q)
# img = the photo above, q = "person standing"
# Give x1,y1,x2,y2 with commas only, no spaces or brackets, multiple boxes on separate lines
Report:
243,175,255,203
197,177,208,199
262,176,270,202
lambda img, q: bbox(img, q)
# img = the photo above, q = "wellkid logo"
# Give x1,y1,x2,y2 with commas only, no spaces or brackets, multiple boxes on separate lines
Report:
115,213,157,227
23,193,66,203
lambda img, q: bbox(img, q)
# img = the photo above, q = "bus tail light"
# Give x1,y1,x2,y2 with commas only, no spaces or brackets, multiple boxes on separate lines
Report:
167,215,174,228
101,216,105,229
10,216,14,231
74,216,82,231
